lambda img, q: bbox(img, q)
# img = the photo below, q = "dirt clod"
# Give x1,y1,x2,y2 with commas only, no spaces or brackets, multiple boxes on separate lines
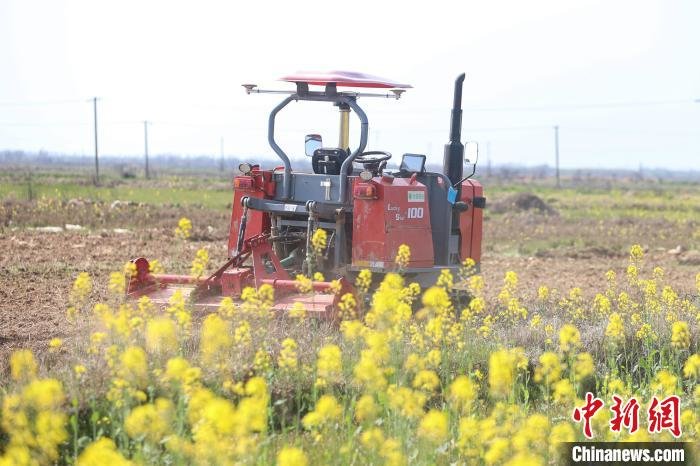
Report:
678,250,700,265
490,193,557,215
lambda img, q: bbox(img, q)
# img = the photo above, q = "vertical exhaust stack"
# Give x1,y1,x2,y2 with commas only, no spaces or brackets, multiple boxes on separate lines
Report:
443,73,466,185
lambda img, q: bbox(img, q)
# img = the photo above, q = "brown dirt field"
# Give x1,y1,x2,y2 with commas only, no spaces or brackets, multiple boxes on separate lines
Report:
2,192,698,376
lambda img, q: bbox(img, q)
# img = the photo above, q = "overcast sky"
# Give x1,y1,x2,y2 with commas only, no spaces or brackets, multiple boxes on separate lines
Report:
1,0,698,170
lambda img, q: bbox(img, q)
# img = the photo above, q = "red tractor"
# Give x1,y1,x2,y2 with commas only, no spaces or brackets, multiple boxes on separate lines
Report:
128,71,485,318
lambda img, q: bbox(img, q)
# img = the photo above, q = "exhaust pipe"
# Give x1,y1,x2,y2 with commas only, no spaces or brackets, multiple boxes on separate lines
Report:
443,73,466,185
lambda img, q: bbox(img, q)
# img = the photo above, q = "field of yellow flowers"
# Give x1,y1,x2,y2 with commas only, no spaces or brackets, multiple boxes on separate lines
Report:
1,238,698,465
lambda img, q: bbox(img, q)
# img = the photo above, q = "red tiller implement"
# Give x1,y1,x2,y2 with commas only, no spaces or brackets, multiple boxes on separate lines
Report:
127,234,351,320
127,71,485,318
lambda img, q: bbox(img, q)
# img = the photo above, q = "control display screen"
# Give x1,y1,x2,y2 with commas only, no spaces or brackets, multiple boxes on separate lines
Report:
400,154,426,173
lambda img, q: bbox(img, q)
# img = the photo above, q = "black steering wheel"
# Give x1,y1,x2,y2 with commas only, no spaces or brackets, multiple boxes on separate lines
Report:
354,151,392,165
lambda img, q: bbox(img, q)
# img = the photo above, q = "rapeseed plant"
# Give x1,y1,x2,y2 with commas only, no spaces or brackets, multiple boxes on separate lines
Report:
174,217,192,240
0,244,697,464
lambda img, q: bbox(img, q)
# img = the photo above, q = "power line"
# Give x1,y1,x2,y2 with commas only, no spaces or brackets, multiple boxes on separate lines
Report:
0,98,86,107
465,98,697,112
373,98,699,114
1,96,697,111
0,122,90,127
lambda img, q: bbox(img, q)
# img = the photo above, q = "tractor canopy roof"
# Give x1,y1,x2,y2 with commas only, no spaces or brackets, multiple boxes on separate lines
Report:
279,70,412,89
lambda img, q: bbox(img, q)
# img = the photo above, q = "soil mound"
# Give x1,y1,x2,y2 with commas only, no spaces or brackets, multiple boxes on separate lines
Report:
491,193,557,215
679,250,700,266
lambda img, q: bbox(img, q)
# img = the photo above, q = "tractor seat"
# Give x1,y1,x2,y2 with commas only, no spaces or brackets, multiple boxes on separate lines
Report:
312,148,349,175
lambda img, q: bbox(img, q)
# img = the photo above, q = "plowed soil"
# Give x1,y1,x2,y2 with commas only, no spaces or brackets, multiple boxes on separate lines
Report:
2,210,698,373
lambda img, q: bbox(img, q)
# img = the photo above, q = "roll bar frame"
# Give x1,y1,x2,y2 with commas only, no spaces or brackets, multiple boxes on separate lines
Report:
266,84,368,203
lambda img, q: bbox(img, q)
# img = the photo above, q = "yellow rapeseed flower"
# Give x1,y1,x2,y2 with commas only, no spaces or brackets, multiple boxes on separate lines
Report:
504,270,518,289
163,357,201,389
448,375,477,413
340,319,365,341
294,274,313,294
356,269,372,294
277,446,308,466
253,349,272,373
379,438,406,466
166,290,191,331
629,244,644,262
337,293,357,320
549,422,576,457
360,426,386,448
145,317,178,354
316,344,342,388
436,269,453,290
386,385,426,418
671,321,690,350
574,352,595,380
278,338,298,371
70,272,92,304
605,313,625,345
552,379,576,405
636,323,658,342
302,395,342,429
107,271,126,295
534,352,563,386
119,346,148,387
652,370,678,396
504,453,545,466
353,350,387,392
199,313,232,366
488,348,523,398
683,354,700,380
19,378,64,413
148,259,164,274
190,248,209,278
468,275,485,295
125,398,174,443
484,437,510,465
421,286,453,316
412,369,440,393
10,349,38,382
48,338,63,353
289,301,307,319
174,217,192,240
311,228,327,255
558,324,581,353
233,320,252,346
354,394,378,423
395,244,411,269
77,438,133,466
512,413,549,451
417,410,449,444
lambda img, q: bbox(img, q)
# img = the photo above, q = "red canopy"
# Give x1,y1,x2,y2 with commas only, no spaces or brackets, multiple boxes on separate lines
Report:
280,70,411,89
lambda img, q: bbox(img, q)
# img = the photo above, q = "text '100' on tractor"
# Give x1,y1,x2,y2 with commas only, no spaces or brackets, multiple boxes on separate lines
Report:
127,71,485,319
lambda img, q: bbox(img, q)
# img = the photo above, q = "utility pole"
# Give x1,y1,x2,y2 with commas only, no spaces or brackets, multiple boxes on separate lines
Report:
92,97,99,185
220,137,225,173
486,141,492,178
554,125,560,188
144,121,150,179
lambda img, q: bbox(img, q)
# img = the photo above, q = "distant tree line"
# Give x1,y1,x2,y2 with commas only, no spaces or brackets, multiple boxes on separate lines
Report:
1,150,698,182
